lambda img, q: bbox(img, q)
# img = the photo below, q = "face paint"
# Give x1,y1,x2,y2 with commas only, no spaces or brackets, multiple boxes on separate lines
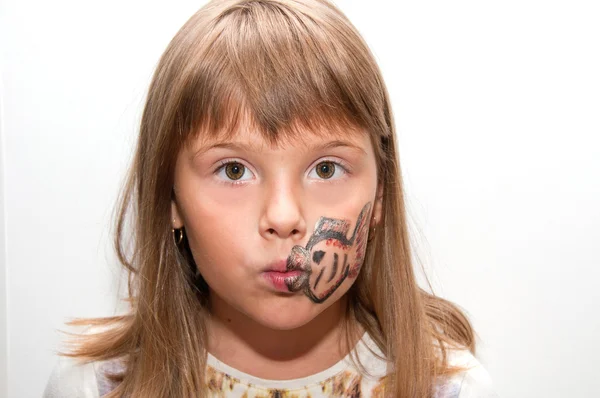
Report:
285,202,372,303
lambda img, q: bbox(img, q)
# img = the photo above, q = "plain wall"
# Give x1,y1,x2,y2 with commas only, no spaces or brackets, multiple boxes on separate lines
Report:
1,0,599,397
1,70,8,398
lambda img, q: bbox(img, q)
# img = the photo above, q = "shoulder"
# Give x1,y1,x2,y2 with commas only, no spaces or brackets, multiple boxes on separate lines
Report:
44,355,124,398
435,348,500,398
43,323,128,397
42,356,100,398
358,334,499,397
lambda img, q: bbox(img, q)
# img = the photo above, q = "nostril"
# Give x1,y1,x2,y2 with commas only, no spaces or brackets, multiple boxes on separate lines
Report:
266,228,300,236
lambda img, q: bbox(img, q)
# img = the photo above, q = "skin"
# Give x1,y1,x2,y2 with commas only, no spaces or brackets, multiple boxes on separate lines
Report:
171,124,382,379
285,201,372,303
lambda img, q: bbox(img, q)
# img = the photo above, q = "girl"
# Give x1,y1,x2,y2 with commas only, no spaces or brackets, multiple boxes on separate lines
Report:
44,0,498,397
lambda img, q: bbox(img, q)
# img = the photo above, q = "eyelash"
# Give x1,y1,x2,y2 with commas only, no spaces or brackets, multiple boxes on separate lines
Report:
308,158,352,181
212,158,352,185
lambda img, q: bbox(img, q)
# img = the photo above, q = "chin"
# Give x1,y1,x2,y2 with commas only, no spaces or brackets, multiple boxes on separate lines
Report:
253,312,315,331
244,296,327,331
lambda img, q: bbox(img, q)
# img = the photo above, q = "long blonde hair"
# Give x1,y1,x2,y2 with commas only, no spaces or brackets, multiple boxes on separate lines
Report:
64,0,474,396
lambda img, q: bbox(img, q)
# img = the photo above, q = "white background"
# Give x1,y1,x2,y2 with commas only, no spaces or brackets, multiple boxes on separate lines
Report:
1,0,599,396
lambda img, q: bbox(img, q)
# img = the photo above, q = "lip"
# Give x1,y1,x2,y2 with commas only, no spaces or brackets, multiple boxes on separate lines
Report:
263,259,290,273
261,270,304,292
263,254,307,273
262,253,310,292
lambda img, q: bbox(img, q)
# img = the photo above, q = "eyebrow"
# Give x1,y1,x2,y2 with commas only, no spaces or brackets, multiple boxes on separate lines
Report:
193,139,367,158
317,140,367,155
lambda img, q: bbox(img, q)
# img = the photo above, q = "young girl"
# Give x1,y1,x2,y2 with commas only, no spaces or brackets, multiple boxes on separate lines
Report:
44,0,498,397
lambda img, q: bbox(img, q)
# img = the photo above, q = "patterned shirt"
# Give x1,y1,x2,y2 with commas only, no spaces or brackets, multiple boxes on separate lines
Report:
43,333,499,397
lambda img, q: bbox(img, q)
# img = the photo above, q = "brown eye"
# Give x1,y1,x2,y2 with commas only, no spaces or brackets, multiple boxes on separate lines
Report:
315,161,335,179
225,162,245,180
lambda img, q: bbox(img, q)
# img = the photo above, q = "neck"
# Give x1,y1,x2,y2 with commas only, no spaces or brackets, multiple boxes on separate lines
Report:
206,295,363,380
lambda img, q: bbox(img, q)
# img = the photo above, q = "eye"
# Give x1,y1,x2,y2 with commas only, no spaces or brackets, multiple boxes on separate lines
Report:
316,162,335,179
215,161,254,182
308,161,347,180
225,163,244,180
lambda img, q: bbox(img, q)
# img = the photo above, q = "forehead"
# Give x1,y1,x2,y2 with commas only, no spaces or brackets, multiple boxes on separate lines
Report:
188,118,371,154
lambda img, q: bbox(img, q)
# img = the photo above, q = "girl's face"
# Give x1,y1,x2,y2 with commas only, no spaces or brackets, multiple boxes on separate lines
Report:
172,124,382,330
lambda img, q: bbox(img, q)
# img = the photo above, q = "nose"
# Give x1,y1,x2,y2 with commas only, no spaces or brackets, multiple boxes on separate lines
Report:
259,179,306,241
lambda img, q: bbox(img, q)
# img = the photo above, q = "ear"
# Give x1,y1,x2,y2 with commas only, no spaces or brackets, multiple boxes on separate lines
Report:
171,200,184,229
371,184,383,228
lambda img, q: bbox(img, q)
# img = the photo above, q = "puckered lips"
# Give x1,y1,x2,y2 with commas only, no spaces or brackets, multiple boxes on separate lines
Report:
261,257,308,293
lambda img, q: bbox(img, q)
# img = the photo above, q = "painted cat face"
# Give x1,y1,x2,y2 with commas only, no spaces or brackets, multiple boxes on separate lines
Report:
286,202,371,303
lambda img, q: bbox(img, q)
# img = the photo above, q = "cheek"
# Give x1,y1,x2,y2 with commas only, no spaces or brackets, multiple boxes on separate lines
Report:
300,201,371,303
306,240,352,301
307,179,371,208
178,187,258,278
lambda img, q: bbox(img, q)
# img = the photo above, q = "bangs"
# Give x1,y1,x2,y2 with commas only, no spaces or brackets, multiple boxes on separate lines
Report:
172,0,390,147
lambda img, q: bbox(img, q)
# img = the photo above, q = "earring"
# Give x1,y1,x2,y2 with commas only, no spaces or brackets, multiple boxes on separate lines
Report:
172,227,184,246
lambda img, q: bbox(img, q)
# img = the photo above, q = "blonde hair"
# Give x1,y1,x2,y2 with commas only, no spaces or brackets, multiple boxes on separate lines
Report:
64,0,474,396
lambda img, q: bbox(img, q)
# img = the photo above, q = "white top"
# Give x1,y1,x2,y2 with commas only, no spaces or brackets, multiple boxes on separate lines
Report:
43,333,499,397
